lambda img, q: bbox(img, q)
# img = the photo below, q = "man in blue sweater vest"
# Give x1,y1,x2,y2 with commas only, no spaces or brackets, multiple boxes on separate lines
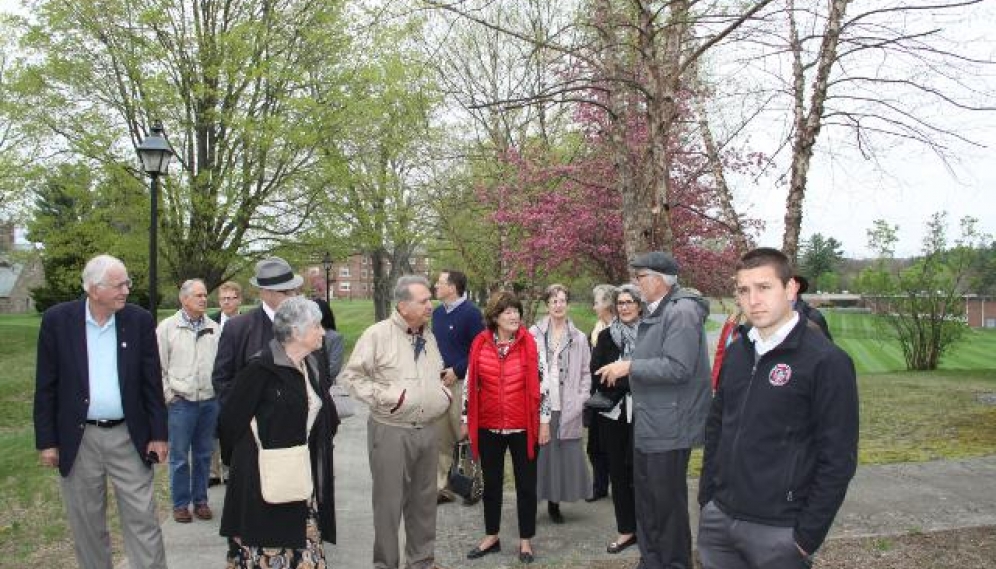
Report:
432,270,485,504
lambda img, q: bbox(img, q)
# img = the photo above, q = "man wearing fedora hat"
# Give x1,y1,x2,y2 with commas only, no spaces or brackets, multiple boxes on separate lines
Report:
212,257,303,405
596,251,711,569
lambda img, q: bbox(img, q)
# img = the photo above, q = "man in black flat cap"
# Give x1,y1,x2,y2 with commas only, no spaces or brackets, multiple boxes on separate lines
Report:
211,257,303,405
596,251,712,569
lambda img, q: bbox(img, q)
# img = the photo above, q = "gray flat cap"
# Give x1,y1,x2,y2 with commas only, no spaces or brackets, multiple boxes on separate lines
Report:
249,257,304,290
630,251,679,275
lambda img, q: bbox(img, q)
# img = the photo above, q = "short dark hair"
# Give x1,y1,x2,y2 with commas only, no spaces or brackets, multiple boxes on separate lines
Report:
441,270,468,296
483,290,523,332
736,248,793,284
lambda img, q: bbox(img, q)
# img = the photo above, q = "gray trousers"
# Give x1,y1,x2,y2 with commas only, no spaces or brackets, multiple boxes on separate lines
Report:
435,378,463,492
60,423,167,569
698,501,813,569
368,417,439,569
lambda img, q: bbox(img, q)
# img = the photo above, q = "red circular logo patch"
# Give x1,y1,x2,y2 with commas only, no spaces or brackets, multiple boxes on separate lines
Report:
769,363,792,387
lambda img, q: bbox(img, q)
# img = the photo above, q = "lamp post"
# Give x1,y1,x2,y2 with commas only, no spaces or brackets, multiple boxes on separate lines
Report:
136,121,175,317
321,252,333,304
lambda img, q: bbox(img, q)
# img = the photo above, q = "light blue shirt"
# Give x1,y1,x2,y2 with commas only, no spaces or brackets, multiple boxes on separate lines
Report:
85,300,124,420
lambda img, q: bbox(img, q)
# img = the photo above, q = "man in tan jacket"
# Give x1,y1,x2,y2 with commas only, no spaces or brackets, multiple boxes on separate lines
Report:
341,275,452,569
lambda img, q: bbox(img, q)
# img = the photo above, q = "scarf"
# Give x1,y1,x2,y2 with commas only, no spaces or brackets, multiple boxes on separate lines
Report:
608,317,639,360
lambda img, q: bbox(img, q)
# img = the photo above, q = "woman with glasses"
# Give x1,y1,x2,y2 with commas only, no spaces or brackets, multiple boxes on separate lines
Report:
529,284,592,525
589,284,643,554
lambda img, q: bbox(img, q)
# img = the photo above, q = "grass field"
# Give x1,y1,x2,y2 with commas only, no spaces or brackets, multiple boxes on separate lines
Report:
824,310,996,374
2,306,994,567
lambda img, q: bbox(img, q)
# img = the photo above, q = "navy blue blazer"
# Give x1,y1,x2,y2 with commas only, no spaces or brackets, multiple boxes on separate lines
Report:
33,300,168,477
211,306,273,405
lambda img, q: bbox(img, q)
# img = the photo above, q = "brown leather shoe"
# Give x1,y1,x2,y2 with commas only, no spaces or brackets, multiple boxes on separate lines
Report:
194,503,213,520
173,507,192,523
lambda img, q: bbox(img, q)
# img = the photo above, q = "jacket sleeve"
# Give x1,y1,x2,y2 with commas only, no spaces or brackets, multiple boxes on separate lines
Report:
156,320,172,401
629,301,705,385
793,348,859,553
453,308,485,379
326,331,345,381
212,318,242,405
698,370,725,507
33,309,60,450
338,326,388,407
138,311,168,442
217,361,267,465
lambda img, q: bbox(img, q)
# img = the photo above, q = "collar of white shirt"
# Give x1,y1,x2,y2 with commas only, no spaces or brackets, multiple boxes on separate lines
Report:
748,312,800,357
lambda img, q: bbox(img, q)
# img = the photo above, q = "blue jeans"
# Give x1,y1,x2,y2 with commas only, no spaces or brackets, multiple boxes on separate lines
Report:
168,397,219,509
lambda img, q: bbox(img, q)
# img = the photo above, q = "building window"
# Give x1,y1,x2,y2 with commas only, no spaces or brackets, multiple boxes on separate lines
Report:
339,282,351,292
362,268,368,278
339,267,350,278
362,257,368,265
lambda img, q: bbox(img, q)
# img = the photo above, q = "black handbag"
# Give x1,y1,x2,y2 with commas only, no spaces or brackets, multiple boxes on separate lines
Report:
584,390,620,412
448,440,483,503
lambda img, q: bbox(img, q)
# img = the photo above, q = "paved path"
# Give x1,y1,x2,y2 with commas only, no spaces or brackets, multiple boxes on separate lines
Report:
137,403,996,569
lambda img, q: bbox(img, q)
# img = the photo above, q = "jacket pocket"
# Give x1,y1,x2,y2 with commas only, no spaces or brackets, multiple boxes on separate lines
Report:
634,400,679,442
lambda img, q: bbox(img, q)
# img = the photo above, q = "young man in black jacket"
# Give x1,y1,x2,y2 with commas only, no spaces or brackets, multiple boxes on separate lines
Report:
697,248,859,569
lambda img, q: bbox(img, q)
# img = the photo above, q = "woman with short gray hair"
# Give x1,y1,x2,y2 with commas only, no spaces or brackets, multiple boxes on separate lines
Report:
218,296,339,569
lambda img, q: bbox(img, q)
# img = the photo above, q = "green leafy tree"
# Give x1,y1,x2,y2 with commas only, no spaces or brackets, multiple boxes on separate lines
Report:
860,213,986,371
799,233,844,292
27,163,153,311
13,0,353,289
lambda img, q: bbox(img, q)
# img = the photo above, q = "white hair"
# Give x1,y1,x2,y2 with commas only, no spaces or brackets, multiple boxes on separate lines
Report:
273,297,323,344
642,269,678,287
81,254,126,292
178,279,205,300
394,275,430,302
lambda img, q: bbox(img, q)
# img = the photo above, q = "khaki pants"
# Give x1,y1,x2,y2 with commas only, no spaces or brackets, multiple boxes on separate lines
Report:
60,424,167,569
435,378,463,492
368,418,439,569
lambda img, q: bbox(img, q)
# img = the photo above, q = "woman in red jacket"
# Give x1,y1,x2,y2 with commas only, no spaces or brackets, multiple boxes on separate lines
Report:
462,291,546,564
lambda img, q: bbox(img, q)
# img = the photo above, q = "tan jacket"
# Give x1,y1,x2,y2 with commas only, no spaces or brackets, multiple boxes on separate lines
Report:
340,311,450,428
156,310,220,402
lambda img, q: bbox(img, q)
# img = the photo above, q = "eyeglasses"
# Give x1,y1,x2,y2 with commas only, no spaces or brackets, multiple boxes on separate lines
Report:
98,279,132,290
616,300,637,307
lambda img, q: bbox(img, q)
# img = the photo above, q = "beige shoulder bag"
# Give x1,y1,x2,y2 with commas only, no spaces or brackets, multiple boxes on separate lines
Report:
250,418,313,504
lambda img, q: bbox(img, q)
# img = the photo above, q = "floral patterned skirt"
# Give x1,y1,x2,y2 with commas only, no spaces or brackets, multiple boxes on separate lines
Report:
227,503,326,569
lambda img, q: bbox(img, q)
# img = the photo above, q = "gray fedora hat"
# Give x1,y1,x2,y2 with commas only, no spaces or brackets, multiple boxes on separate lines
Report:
249,257,304,290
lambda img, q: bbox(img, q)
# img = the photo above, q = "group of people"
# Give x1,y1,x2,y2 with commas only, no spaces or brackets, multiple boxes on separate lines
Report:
34,246,859,569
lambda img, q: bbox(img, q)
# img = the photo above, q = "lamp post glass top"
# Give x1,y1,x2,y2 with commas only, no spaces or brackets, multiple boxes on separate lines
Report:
137,121,174,176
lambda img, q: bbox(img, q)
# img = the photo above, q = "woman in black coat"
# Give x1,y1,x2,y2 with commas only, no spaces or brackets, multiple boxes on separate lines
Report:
219,297,340,568
589,284,642,555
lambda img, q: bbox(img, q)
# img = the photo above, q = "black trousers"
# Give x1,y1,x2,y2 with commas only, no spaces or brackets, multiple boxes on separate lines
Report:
586,418,610,496
634,447,692,569
478,429,537,538
597,415,635,534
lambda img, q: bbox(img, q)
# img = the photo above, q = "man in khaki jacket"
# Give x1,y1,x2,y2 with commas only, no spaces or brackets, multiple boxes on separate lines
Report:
341,275,451,569
156,279,221,523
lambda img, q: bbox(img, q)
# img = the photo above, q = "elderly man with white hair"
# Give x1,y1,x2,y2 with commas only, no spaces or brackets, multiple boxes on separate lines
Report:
34,254,169,569
340,275,452,569
597,252,712,569
156,278,221,523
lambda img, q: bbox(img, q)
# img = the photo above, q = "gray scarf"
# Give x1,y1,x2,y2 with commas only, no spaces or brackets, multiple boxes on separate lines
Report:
608,317,639,360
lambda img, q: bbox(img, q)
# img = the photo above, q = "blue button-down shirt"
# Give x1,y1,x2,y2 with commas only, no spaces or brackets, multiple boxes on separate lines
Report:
85,300,124,420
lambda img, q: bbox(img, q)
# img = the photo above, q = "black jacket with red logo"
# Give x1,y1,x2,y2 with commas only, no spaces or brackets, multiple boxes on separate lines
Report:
698,315,859,554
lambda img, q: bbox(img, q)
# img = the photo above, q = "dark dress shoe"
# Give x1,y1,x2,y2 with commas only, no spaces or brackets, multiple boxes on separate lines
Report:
606,536,637,554
547,502,565,524
518,550,534,564
585,492,607,503
466,540,501,559
208,477,222,487
437,491,455,504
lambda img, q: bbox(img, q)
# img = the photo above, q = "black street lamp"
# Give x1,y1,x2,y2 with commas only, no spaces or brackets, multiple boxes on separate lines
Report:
321,251,333,304
136,121,174,317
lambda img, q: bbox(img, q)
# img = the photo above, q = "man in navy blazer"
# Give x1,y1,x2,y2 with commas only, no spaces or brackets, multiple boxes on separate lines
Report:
34,254,169,569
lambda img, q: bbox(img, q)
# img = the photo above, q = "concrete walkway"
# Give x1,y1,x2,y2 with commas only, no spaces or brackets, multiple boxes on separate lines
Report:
135,400,996,569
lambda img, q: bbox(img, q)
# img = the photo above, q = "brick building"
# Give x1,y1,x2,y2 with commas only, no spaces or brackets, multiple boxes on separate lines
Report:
0,224,44,314
309,252,433,300
965,295,996,328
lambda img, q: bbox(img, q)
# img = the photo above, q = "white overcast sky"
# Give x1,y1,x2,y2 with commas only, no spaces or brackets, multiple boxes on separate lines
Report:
3,0,994,258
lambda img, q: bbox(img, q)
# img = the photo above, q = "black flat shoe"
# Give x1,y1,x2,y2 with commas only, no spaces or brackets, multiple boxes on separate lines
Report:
466,540,501,559
606,536,637,554
547,502,565,524
518,550,534,564
585,492,607,503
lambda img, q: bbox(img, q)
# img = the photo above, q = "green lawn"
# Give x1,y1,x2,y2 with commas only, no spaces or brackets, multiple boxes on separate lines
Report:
825,311,996,374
